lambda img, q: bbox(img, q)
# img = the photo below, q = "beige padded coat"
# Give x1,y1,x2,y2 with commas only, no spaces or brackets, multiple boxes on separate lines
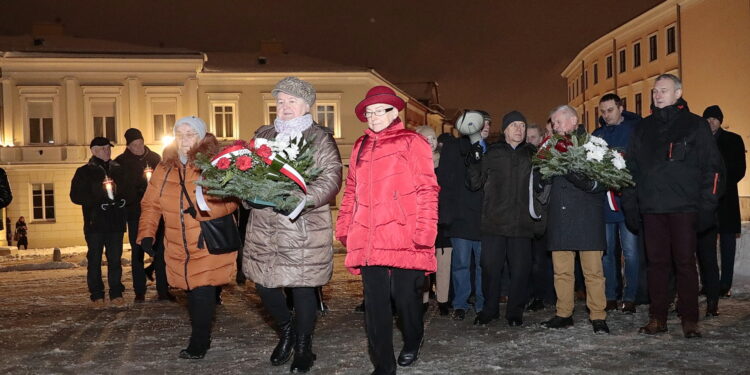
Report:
242,123,342,288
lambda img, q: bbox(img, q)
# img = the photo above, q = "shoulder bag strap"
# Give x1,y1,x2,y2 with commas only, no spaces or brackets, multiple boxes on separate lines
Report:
177,166,198,219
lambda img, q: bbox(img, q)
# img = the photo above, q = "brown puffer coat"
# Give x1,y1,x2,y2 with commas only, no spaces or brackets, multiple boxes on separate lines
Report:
243,123,342,288
137,134,238,290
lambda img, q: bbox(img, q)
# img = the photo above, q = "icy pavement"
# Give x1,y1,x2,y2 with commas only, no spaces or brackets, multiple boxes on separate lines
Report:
1,253,749,375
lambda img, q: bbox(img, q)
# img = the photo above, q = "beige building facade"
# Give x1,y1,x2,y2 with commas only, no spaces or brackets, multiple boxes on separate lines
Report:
0,37,448,248
562,0,750,216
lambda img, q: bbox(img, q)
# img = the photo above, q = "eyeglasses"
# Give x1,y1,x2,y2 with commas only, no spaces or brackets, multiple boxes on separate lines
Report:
175,132,199,140
364,107,395,118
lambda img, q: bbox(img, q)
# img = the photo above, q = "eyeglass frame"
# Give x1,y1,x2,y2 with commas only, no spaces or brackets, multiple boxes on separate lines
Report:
364,107,396,118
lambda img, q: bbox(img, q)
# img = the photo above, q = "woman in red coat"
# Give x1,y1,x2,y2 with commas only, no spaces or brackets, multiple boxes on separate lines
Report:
336,86,439,375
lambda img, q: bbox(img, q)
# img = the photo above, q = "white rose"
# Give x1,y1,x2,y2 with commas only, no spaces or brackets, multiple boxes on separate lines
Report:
612,151,627,170
587,148,606,162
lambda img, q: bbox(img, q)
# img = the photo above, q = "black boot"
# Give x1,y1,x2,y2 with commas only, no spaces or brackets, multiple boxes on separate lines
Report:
705,298,719,317
179,338,211,359
270,319,296,366
290,334,316,373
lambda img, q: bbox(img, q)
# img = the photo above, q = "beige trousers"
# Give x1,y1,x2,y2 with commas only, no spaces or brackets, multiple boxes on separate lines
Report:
424,246,452,303
552,250,607,320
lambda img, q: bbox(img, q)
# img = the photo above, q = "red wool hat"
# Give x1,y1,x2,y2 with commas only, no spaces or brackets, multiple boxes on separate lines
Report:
355,86,406,122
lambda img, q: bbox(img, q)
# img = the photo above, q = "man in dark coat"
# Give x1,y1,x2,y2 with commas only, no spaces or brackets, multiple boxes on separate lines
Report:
701,105,745,300
436,111,488,320
539,105,609,334
625,74,724,338
467,110,539,326
0,168,12,210
70,137,128,307
114,128,171,302
592,94,642,314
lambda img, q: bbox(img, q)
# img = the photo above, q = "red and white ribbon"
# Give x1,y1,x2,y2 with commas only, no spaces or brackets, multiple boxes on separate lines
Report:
607,190,619,212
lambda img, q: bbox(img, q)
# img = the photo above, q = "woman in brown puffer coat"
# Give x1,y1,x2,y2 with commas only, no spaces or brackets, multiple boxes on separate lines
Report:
137,116,238,360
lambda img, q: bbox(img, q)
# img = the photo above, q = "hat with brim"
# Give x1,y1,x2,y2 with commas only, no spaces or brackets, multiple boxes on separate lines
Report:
355,86,406,122
90,136,114,148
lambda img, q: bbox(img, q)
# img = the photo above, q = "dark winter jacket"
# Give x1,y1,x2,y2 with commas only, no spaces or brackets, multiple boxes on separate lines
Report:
70,156,127,234
714,128,746,233
626,98,724,215
435,136,482,241
592,111,641,223
467,140,539,238
0,168,12,209
114,146,162,219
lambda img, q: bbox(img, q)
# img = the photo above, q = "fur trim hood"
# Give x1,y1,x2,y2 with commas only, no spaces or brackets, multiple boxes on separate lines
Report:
161,133,220,168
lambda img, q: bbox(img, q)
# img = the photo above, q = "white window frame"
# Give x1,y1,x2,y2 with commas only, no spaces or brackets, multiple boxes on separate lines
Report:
30,182,55,222
206,93,240,140
18,86,61,146
313,93,342,138
145,87,183,142
83,86,123,144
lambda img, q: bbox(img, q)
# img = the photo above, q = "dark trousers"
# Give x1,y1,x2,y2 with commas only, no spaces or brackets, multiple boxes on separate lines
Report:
187,286,216,347
361,266,425,374
256,284,317,336
529,235,556,304
85,232,125,301
643,213,700,323
152,221,169,297
696,228,720,301
719,232,737,291
127,219,147,295
481,235,532,319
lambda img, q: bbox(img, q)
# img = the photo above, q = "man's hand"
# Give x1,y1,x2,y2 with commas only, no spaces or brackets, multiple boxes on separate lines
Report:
564,172,595,191
140,237,154,257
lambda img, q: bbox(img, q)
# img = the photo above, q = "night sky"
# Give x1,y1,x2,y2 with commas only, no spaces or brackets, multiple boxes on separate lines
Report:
1,0,662,126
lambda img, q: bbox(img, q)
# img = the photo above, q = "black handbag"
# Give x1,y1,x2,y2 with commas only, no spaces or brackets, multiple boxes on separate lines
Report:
178,167,242,254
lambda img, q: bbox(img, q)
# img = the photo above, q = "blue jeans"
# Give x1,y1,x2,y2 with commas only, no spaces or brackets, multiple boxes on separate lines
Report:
450,237,483,311
602,222,640,302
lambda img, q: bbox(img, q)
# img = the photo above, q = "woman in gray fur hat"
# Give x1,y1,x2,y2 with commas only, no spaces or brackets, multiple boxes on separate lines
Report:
242,77,342,373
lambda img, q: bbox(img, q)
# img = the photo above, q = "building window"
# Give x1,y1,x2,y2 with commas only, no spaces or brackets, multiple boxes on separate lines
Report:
315,103,337,132
649,34,658,61
635,93,643,116
633,42,641,68
606,55,613,78
265,102,278,125
91,100,117,143
618,49,626,73
27,101,54,144
151,100,177,142
584,70,589,90
667,26,676,54
212,104,235,139
621,97,628,111
32,183,55,221
593,63,599,84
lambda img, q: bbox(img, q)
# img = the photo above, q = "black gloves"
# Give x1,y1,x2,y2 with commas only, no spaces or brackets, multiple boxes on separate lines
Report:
623,210,641,235
564,172,596,192
697,210,717,234
140,237,154,257
465,142,483,165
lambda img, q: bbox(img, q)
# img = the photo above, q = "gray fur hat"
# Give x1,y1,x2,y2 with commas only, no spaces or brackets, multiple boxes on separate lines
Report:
272,76,316,106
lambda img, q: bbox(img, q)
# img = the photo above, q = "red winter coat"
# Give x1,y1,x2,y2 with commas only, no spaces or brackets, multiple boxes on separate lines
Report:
336,120,439,275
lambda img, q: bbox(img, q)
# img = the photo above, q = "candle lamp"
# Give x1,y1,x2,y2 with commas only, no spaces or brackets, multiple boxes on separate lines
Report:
144,166,153,183
102,176,115,200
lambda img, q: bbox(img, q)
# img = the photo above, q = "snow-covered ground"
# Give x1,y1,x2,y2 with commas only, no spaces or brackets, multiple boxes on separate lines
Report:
1,252,749,375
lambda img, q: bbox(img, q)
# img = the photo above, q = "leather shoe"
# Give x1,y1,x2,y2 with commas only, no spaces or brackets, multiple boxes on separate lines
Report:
158,293,176,302
591,319,610,334
605,300,618,312
452,308,466,321
507,317,523,327
438,302,450,316
526,298,545,312
397,339,423,367
639,318,667,335
474,311,499,325
541,315,573,329
682,321,702,339
621,301,636,314
705,299,719,317
134,293,146,303
270,320,295,366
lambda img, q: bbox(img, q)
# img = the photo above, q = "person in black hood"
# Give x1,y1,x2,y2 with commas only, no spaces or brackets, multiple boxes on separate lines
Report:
114,128,171,302
624,74,724,338
70,137,129,307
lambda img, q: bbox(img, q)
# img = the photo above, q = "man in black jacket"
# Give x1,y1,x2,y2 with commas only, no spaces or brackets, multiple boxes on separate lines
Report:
70,137,128,307
114,128,170,302
467,110,539,326
625,74,724,338
700,105,745,301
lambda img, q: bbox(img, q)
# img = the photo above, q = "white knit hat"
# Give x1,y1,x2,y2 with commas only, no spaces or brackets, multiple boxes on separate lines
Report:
174,116,207,140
